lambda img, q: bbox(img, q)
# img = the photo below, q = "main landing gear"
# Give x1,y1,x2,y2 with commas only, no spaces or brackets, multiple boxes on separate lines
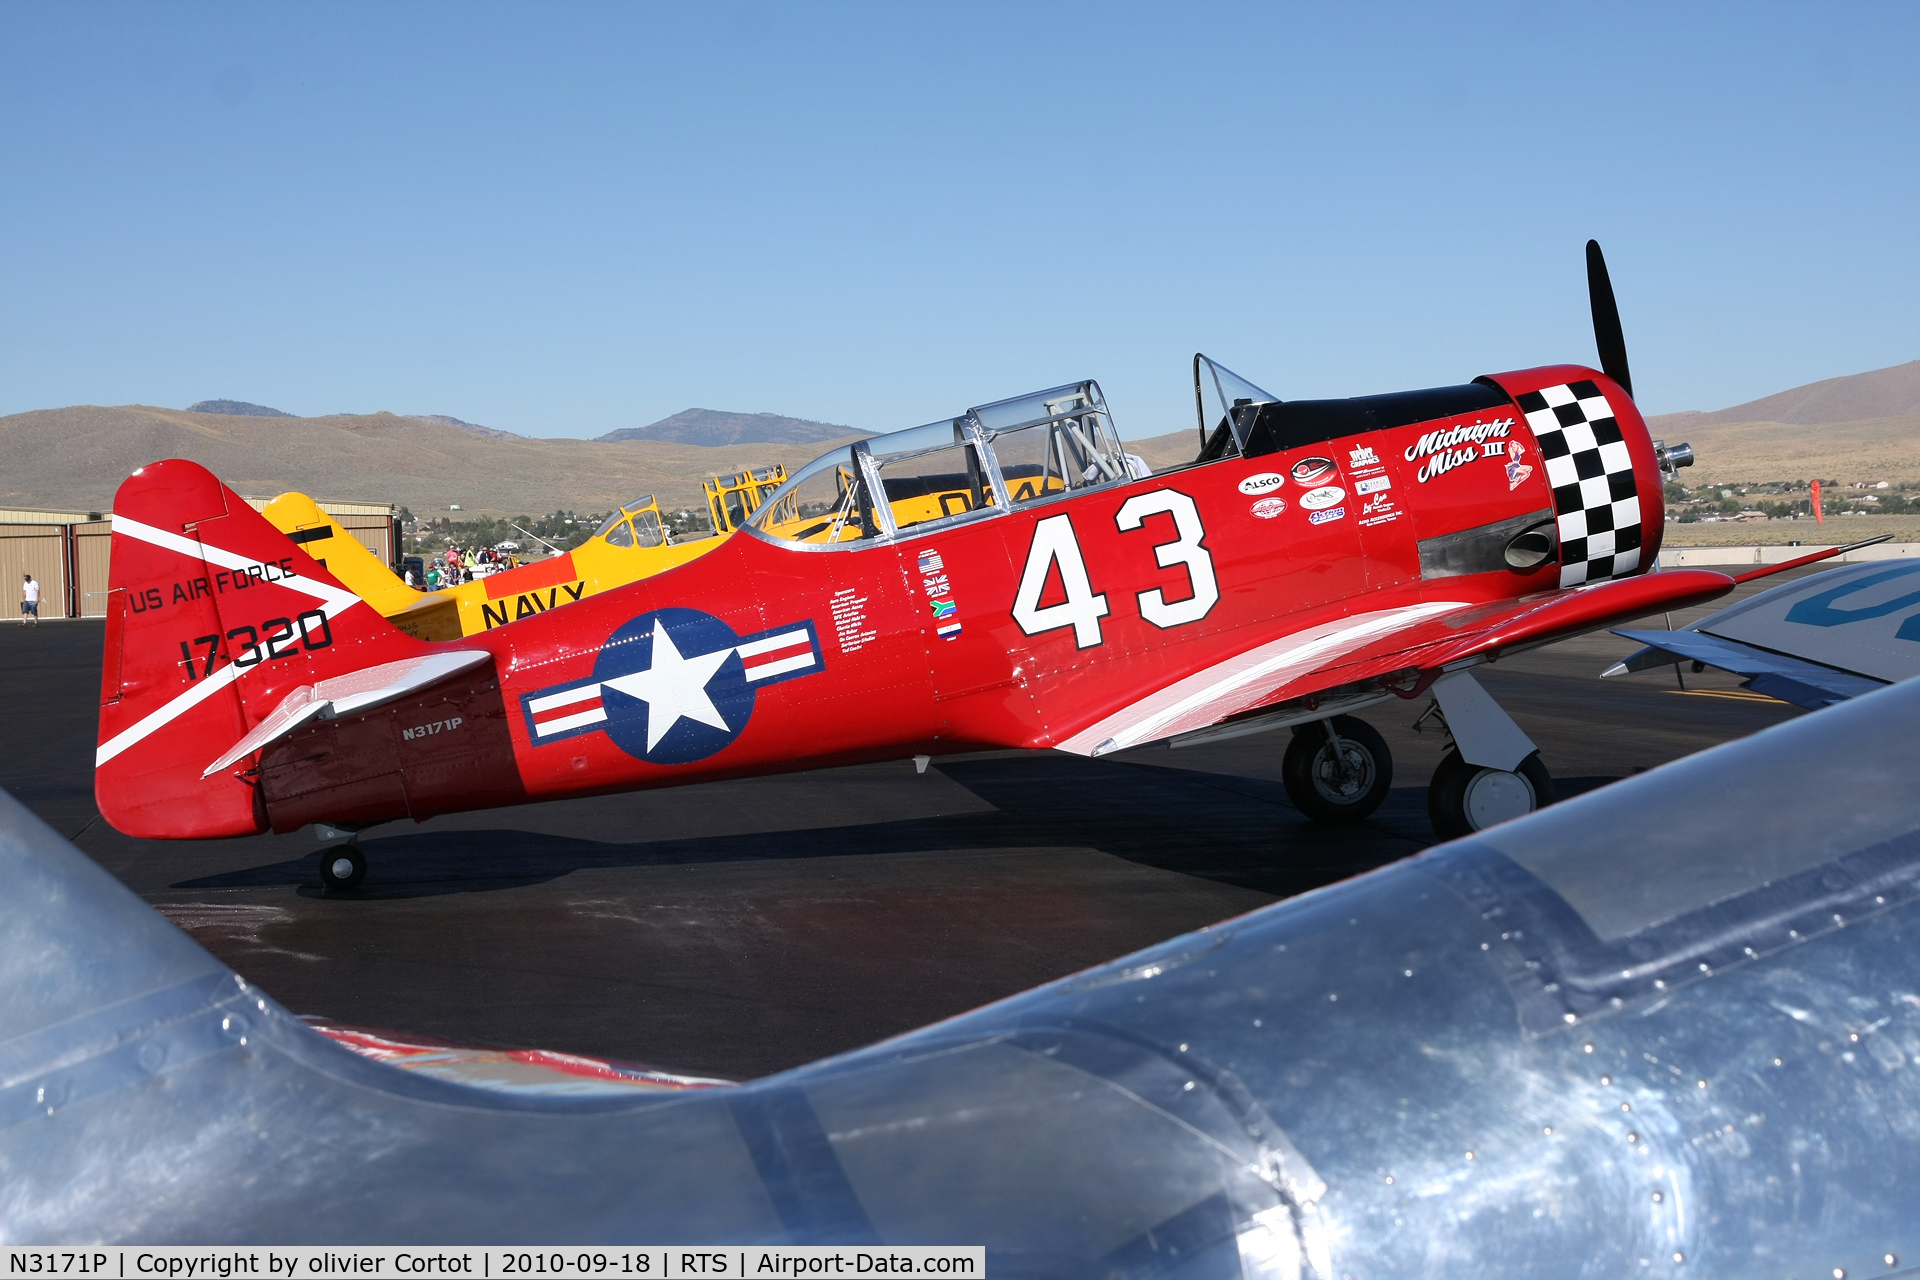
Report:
1426,746,1554,841
1280,671,1555,839
316,824,370,892
1281,715,1394,821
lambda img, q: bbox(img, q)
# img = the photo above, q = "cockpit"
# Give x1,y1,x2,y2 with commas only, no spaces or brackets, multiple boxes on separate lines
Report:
749,380,1142,546
1191,352,1515,460
591,495,669,549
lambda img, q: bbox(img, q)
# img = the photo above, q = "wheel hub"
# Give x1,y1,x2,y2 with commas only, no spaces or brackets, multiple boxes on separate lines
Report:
1463,768,1536,829
1313,742,1374,802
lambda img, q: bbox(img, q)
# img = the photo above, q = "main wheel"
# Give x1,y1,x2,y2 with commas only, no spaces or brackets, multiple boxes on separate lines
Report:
1427,748,1554,840
1281,715,1394,822
319,843,368,891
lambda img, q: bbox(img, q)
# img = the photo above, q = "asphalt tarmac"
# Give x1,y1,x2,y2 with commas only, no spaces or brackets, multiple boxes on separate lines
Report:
2,571,1816,1080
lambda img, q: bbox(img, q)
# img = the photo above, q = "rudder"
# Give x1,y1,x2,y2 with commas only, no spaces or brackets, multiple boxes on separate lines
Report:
96,459,429,838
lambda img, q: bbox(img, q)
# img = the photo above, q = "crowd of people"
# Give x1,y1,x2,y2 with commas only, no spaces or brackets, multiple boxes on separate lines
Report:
407,543,523,591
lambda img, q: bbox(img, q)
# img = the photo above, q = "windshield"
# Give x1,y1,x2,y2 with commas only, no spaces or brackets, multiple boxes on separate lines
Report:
748,446,881,544
1194,355,1279,454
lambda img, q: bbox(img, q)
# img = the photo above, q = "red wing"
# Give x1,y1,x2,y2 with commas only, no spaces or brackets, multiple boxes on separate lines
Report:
1052,569,1735,756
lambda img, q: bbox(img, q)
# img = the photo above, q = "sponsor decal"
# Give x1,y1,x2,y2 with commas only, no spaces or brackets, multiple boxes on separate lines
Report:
1308,506,1347,525
1238,471,1287,496
1405,416,1515,483
1348,444,1379,468
1354,475,1392,495
520,607,823,765
1291,457,1337,486
1505,438,1534,490
1299,485,1346,511
1250,496,1288,519
1359,493,1401,526
937,621,963,641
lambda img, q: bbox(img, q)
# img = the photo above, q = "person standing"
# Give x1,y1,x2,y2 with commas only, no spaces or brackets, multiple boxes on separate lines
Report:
20,573,40,625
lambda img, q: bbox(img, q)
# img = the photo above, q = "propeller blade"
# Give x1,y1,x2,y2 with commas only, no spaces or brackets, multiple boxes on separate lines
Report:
1585,239,1634,399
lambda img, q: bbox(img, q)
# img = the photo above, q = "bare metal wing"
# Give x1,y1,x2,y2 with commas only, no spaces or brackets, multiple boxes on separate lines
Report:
1607,559,1920,708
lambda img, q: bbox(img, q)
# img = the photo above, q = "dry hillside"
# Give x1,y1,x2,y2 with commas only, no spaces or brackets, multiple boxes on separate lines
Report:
5,358,1914,517
1643,358,1920,486
0,404,863,517
1643,409,1920,486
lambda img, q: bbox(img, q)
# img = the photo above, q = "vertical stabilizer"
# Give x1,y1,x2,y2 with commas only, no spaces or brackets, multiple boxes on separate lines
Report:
96,460,428,838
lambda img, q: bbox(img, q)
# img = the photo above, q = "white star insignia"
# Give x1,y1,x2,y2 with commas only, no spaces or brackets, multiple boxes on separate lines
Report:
601,620,735,752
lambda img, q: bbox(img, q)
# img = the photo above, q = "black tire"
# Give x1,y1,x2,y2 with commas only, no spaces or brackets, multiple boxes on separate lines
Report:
1427,748,1555,841
319,843,368,892
1281,715,1394,822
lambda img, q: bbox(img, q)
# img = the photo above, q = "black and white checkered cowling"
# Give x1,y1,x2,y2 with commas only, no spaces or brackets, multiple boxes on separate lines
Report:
1516,380,1643,587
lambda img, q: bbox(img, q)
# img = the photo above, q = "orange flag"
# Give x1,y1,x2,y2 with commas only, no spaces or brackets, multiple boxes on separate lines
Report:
1811,479,1824,523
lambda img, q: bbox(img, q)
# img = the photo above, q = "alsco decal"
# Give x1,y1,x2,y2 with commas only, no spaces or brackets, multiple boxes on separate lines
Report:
482,583,587,628
1405,417,1515,482
1238,472,1286,495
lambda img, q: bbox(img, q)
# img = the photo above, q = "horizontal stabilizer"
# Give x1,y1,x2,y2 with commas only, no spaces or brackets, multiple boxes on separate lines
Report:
1608,628,1886,709
202,650,492,777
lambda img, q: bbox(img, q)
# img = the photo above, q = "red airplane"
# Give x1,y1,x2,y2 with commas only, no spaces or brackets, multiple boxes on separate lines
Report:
93,244,1822,888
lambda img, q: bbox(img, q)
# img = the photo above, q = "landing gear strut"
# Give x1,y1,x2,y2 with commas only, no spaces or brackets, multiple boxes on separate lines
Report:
318,841,367,892
1281,715,1394,821
1417,671,1555,840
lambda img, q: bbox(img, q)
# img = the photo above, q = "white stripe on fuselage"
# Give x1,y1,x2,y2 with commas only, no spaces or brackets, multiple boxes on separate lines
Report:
1055,601,1470,756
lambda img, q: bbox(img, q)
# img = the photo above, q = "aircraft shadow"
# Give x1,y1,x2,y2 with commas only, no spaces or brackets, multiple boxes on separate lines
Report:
171,757,1629,902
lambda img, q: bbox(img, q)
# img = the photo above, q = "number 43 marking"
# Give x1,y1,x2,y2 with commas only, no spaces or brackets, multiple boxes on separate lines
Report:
1012,490,1219,649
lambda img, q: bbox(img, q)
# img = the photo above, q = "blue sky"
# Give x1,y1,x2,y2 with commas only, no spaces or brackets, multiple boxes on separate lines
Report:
2,2,1914,439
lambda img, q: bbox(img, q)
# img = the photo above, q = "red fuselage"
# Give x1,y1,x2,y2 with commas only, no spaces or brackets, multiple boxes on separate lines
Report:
96,364,1672,839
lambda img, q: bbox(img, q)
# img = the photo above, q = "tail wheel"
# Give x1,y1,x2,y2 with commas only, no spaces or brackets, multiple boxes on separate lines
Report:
319,843,368,892
1281,715,1394,822
1427,748,1554,841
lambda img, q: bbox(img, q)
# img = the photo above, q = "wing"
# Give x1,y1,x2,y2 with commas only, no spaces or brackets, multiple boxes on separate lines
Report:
1055,569,1737,755
1604,559,1920,710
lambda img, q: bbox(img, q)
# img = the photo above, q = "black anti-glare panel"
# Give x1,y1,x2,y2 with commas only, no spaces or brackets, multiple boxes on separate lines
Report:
1362,381,1513,430
1240,383,1514,459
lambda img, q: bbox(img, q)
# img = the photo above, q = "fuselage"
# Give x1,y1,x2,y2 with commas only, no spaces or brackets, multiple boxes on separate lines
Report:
247,363,1666,834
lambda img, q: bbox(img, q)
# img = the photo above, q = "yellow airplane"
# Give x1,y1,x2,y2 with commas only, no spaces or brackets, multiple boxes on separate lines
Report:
262,469,788,640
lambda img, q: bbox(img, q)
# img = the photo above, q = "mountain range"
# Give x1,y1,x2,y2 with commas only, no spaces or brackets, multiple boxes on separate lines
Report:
181,402,861,449
0,406,864,518
1645,359,1920,485
2,361,1913,515
595,409,860,446
188,399,295,418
